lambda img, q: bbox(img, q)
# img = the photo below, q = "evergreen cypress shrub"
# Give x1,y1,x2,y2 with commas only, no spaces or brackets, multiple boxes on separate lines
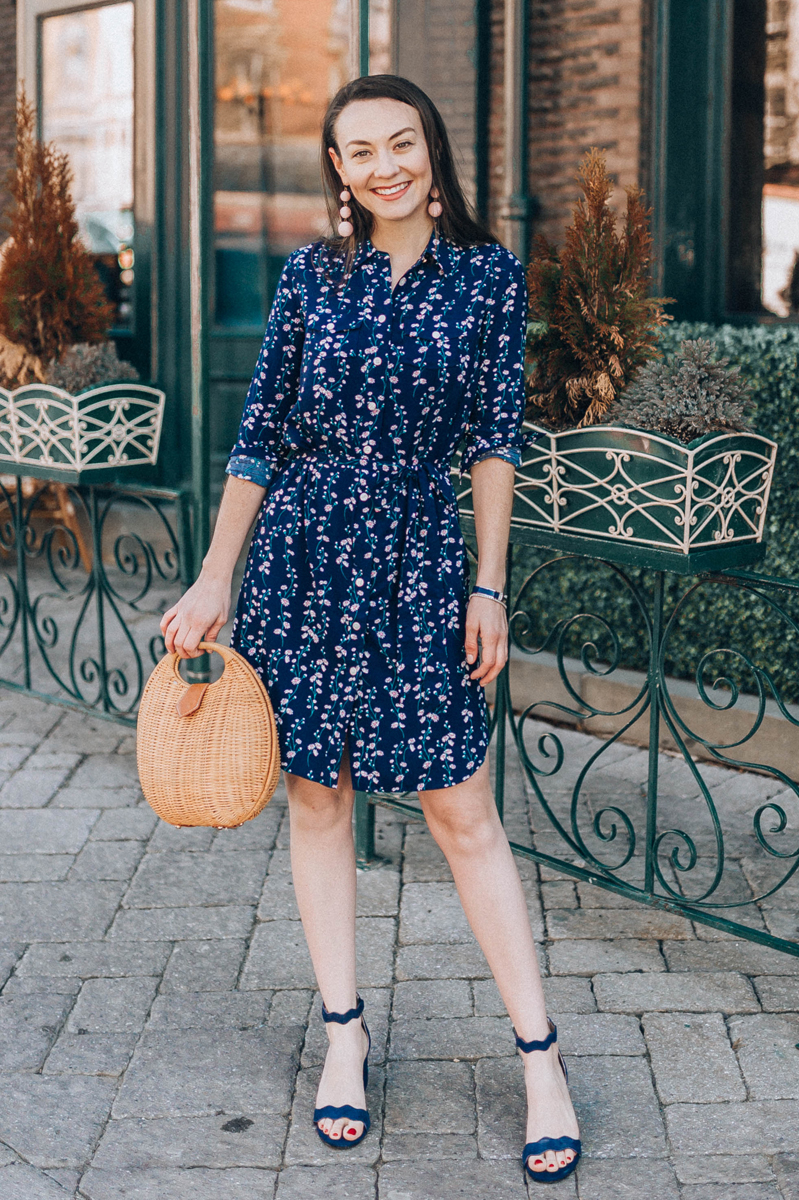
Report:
509,321,799,706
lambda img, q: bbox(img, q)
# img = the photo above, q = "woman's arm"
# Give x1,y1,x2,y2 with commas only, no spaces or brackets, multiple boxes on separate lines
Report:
161,253,306,659
465,456,515,686
160,475,266,658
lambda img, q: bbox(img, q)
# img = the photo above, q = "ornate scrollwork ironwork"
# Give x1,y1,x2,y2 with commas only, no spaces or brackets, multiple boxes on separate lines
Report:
498,546,799,947
0,477,187,721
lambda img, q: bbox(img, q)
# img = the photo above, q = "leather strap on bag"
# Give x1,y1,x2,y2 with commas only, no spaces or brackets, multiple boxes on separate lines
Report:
176,683,210,717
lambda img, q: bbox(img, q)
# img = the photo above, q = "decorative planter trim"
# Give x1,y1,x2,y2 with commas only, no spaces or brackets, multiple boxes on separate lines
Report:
0,383,165,474
458,423,778,555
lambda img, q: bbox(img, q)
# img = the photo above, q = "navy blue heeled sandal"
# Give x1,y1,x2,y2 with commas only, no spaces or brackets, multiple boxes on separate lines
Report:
515,1018,581,1184
313,993,371,1149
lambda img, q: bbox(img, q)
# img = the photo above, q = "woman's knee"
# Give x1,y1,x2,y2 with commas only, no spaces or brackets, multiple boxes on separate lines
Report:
286,775,353,831
422,791,502,858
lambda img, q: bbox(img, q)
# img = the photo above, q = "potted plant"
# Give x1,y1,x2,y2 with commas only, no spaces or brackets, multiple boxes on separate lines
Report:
484,150,777,569
0,94,164,484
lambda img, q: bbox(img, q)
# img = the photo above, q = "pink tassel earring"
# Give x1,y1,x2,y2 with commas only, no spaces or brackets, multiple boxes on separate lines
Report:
338,189,354,237
428,186,443,219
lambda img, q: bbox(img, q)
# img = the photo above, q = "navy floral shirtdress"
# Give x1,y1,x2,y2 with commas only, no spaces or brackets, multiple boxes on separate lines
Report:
226,230,527,794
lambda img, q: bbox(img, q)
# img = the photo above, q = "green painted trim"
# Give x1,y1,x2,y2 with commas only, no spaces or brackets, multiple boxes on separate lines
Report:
648,0,670,294
474,0,491,221
188,0,214,578
660,0,733,322
359,0,369,76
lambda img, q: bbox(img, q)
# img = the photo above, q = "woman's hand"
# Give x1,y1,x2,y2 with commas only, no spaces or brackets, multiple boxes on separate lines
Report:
465,595,508,686
160,572,231,659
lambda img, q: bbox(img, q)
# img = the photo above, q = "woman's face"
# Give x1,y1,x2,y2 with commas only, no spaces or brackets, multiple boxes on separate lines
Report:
329,98,433,228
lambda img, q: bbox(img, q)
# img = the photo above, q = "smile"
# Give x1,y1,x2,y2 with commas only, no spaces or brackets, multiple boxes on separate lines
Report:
371,181,412,198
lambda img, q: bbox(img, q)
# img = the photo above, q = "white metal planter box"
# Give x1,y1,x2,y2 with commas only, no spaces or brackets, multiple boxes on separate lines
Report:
0,383,166,482
456,423,778,572
509,424,777,552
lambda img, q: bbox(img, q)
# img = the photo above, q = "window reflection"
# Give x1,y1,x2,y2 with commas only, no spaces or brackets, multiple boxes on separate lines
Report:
40,3,135,330
214,0,391,327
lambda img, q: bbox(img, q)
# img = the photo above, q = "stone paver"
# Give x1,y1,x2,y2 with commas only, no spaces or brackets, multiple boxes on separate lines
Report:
92,1114,286,1169
0,994,73,1070
68,977,159,1034
0,707,796,1195
593,970,761,1013
643,1012,746,1104
80,1166,278,1199
728,1014,799,1099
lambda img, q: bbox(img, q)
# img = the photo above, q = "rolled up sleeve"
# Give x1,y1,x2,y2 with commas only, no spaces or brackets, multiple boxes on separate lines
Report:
460,250,527,477
226,252,305,492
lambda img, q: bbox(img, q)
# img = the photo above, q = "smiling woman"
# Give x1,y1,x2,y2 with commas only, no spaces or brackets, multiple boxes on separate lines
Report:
161,74,582,1183
320,75,492,259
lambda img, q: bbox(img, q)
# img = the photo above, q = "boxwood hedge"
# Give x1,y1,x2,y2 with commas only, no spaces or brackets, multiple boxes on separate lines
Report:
506,322,799,705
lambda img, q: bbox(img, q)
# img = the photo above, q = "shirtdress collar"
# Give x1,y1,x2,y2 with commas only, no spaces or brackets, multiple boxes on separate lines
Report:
351,228,454,278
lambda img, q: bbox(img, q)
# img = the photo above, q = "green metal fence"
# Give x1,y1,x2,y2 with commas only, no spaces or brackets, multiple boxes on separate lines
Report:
0,477,190,724
2,472,797,958
354,520,799,960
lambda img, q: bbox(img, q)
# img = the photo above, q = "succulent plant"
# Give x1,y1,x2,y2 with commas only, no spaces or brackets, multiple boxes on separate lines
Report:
44,342,139,394
603,338,755,443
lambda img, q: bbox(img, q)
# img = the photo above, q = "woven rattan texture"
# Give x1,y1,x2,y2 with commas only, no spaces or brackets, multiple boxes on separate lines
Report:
137,642,281,828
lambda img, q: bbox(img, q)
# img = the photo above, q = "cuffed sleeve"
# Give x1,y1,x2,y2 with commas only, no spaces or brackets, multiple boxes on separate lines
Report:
459,249,527,478
225,253,305,492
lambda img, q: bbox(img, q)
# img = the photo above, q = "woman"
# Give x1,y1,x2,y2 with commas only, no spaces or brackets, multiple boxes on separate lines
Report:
161,74,580,1183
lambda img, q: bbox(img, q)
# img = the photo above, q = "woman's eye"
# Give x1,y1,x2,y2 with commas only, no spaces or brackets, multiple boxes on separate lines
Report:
394,141,412,150
353,150,370,158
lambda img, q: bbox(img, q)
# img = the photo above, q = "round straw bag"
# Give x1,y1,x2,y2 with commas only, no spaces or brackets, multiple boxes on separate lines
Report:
137,641,281,828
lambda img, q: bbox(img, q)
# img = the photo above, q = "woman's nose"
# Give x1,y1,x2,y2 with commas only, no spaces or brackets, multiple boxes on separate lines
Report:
372,151,400,178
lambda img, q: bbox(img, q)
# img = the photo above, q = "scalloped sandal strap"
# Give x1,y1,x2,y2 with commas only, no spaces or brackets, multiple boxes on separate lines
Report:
514,1017,557,1054
321,994,365,1025
523,1136,581,1163
313,1104,370,1125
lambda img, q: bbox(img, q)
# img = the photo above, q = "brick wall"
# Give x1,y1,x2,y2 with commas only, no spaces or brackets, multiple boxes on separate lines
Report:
0,0,15,218
489,0,647,247
395,0,478,198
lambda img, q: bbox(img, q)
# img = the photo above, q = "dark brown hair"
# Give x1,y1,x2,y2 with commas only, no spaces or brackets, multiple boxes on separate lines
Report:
321,74,495,251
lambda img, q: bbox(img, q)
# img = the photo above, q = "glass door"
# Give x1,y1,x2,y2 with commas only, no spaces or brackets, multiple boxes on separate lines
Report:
210,0,391,472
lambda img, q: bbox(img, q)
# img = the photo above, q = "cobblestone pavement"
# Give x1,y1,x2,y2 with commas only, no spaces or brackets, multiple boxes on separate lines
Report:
0,691,798,1199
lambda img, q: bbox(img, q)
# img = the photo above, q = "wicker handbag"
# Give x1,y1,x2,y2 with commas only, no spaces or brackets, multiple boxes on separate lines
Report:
137,641,282,828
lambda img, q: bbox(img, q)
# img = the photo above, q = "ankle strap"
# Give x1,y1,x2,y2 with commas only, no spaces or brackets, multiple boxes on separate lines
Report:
321,994,364,1025
514,1018,557,1054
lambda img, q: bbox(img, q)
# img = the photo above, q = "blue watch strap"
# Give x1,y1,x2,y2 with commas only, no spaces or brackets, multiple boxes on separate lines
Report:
470,585,506,604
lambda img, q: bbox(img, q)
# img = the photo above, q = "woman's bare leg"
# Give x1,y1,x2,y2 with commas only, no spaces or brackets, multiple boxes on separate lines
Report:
285,741,368,1143
419,753,580,1177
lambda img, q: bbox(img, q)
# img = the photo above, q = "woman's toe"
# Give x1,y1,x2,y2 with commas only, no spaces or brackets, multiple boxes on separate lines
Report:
343,1121,363,1141
529,1154,547,1173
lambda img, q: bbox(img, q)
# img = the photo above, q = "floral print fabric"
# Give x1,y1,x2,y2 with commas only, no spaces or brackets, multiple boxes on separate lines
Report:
227,231,527,793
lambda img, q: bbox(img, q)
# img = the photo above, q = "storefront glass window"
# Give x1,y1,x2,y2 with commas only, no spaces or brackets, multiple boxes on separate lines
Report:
213,0,390,328
40,2,135,330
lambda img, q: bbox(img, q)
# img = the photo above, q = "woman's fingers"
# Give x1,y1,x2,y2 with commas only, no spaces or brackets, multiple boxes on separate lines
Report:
162,612,181,653
466,598,508,685
160,602,179,637
465,614,480,665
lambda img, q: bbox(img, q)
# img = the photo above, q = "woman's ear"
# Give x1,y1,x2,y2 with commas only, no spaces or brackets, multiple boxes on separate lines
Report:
328,144,346,183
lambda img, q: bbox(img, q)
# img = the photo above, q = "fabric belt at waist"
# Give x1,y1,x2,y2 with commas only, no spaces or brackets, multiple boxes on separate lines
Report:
286,448,457,511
